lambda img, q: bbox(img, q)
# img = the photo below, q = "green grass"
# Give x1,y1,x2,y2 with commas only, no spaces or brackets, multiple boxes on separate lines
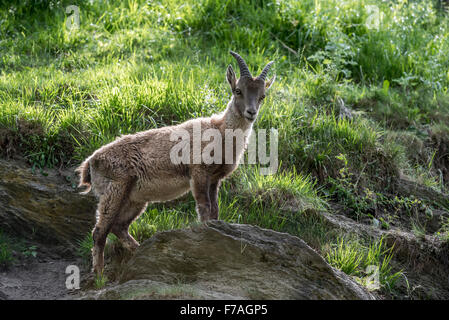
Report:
0,235,14,269
2,0,449,176
2,0,449,295
436,217,449,242
130,207,193,243
326,236,402,291
76,232,94,263
0,229,40,269
94,273,108,289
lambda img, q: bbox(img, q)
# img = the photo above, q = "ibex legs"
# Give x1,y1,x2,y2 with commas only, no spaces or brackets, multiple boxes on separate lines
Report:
209,180,221,220
191,173,221,222
91,180,132,275
191,174,211,222
111,199,148,251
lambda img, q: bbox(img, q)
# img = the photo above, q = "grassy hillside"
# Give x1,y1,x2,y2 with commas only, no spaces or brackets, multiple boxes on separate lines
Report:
1,0,449,298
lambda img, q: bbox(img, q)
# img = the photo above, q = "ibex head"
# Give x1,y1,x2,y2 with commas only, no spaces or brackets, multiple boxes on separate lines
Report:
227,51,275,122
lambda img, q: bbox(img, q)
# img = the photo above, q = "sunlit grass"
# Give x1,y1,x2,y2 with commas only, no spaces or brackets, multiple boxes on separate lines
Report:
326,236,402,291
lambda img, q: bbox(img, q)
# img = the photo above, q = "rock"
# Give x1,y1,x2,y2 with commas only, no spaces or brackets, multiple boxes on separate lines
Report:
0,290,8,300
81,279,243,300
0,160,96,248
426,209,449,233
396,177,449,210
97,221,374,300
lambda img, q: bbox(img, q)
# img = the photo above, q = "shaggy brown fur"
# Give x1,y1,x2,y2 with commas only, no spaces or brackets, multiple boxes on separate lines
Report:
76,51,275,274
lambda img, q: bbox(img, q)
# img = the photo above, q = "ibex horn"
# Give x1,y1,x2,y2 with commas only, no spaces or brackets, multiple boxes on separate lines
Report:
257,61,274,81
230,51,252,79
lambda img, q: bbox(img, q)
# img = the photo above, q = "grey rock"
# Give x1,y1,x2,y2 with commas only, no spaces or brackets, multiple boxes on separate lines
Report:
0,290,8,300
0,160,96,248
81,279,243,300
108,221,374,300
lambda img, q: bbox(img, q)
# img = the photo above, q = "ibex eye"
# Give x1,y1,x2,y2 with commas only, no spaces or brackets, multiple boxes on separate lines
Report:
234,89,242,95
259,95,265,101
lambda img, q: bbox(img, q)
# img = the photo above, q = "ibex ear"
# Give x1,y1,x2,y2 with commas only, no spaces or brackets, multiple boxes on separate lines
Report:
265,74,276,90
226,64,236,90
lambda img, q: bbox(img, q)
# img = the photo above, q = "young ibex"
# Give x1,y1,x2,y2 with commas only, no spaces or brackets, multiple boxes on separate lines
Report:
76,51,275,274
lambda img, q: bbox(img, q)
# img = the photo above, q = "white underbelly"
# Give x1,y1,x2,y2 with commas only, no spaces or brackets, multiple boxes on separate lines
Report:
130,176,191,203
